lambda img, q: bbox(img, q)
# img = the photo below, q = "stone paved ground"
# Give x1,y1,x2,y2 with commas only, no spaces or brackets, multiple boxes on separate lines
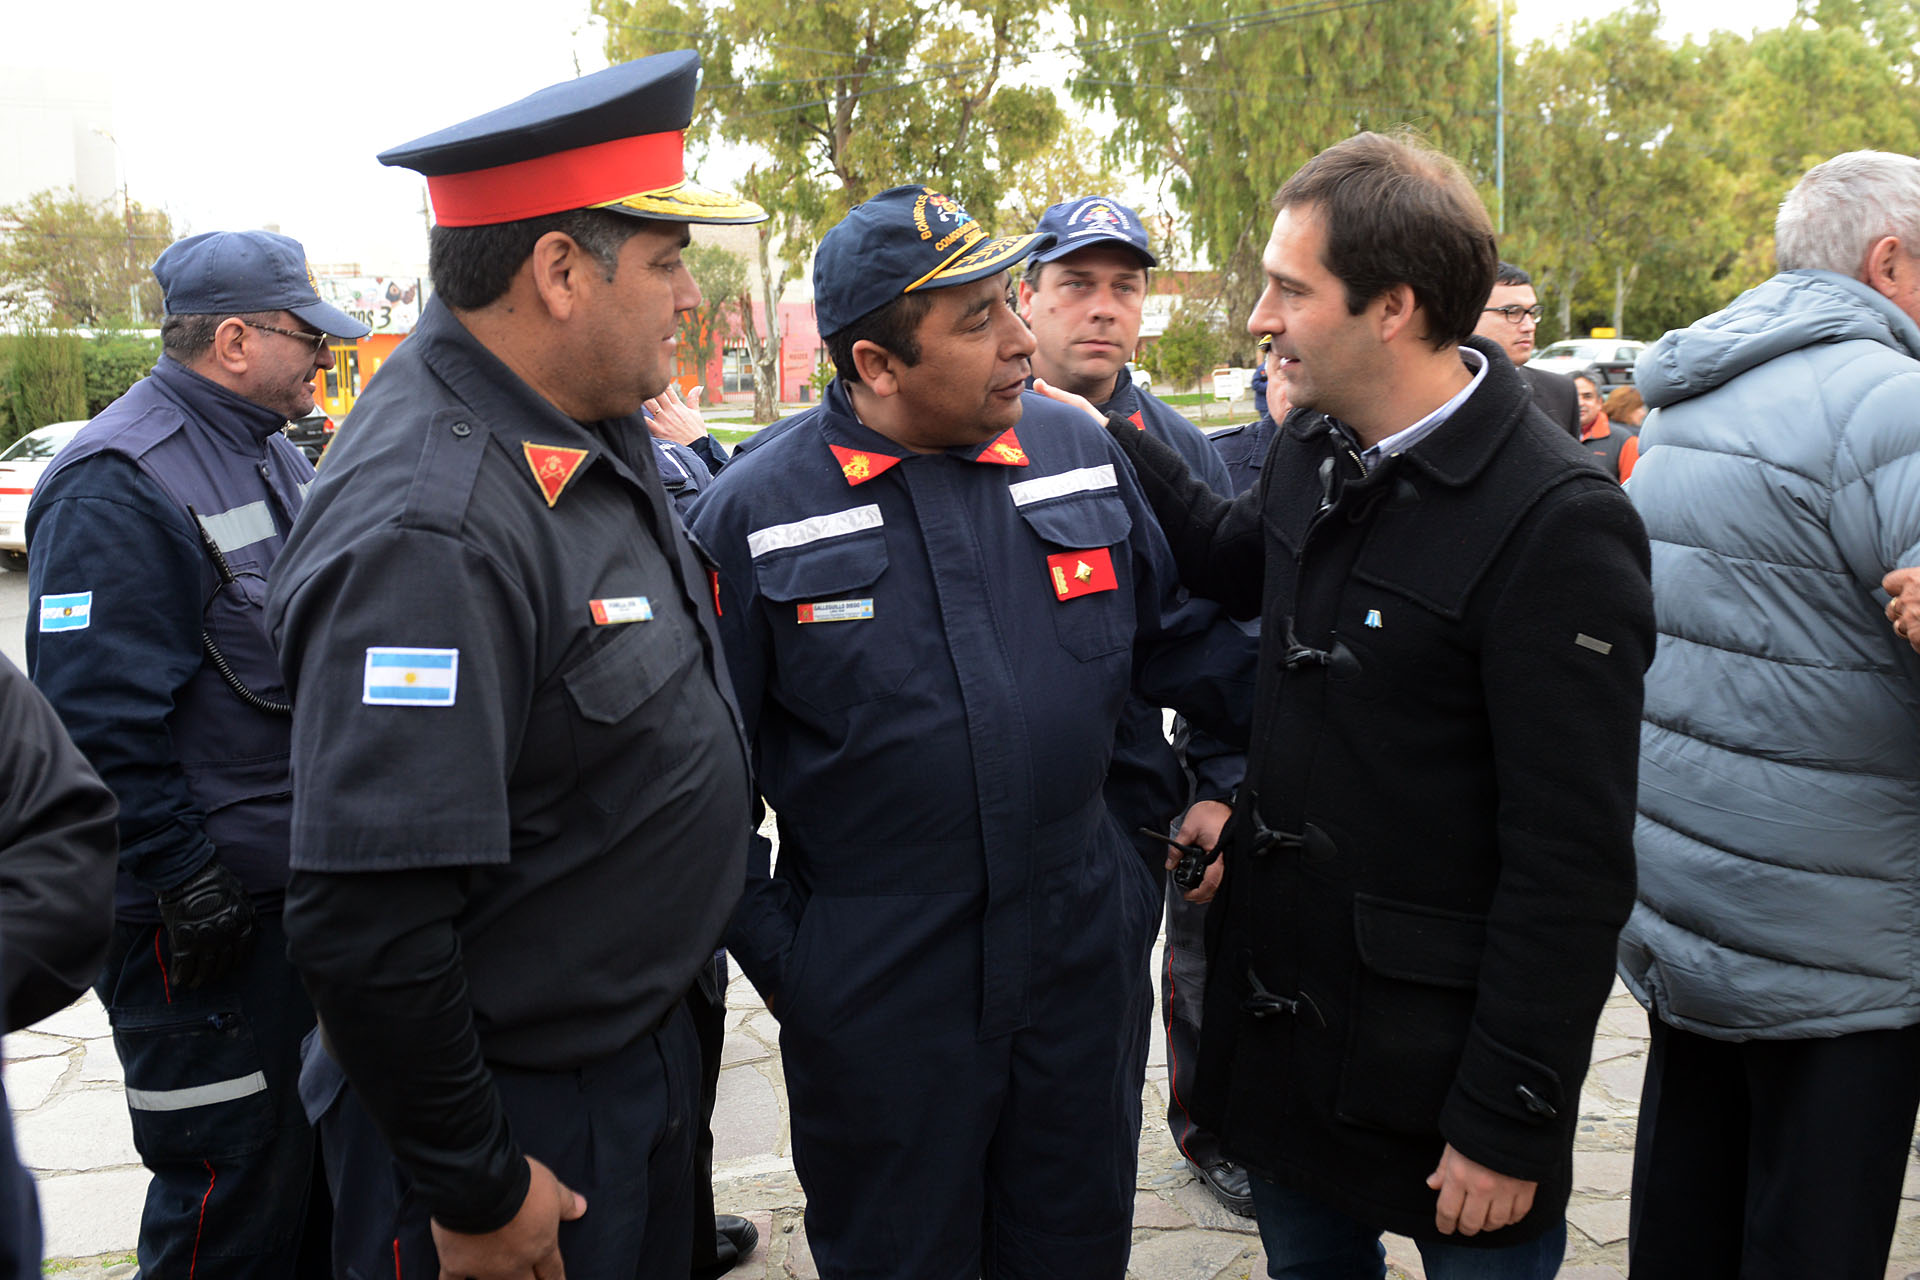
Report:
16,942,1920,1279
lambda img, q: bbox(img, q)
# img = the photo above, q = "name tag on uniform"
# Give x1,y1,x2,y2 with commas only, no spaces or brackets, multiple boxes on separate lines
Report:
39,591,93,632
797,598,874,623
363,647,459,706
589,596,653,625
1046,549,1117,601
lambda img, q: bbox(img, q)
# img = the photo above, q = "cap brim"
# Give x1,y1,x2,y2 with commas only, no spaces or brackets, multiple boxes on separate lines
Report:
908,231,1054,293
1029,231,1156,269
600,180,767,225
289,298,372,340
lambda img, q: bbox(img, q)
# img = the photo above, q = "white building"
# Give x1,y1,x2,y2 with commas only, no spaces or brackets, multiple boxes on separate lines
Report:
0,67,117,208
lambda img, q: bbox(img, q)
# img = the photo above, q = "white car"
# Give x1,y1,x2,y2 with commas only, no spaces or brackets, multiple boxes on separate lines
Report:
0,420,88,566
1528,338,1648,387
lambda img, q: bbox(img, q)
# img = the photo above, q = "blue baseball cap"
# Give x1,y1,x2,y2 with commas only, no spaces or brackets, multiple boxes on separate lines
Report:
813,185,1054,338
1029,195,1157,269
152,231,371,339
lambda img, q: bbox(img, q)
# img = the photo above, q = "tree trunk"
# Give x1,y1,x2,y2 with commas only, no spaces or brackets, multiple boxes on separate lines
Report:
1612,261,1639,335
750,224,783,425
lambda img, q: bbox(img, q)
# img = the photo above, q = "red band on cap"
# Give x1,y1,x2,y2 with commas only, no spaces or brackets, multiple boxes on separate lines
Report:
425,131,687,227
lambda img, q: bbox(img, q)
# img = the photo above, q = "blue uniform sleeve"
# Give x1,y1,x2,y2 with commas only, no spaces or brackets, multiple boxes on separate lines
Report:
691,435,730,476
1106,444,1257,748
0,660,117,1031
1105,414,1267,620
688,484,800,1011
1137,403,1249,805
26,454,217,894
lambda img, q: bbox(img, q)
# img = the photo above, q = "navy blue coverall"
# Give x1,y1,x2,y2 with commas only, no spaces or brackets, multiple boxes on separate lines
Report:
26,357,324,1278
691,381,1254,1279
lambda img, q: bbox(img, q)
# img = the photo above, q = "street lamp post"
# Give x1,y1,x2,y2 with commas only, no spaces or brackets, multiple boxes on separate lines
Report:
91,127,140,323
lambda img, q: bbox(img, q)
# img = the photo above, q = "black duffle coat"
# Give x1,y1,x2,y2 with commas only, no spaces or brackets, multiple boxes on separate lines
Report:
1108,339,1654,1245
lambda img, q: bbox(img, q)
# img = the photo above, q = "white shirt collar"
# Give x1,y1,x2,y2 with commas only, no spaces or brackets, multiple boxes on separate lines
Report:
1359,346,1489,469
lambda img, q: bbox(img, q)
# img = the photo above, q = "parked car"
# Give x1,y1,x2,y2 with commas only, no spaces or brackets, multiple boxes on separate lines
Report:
285,408,337,463
0,420,88,568
1528,337,1648,388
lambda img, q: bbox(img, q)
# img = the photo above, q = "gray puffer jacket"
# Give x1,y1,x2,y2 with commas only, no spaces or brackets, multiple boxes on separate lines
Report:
1620,269,1920,1041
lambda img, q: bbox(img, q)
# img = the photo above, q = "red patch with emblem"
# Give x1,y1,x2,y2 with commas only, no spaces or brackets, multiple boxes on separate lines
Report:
1128,411,1145,430
522,442,589,507
829,445,901,486
1046,547,1118,600
980,431,1029,466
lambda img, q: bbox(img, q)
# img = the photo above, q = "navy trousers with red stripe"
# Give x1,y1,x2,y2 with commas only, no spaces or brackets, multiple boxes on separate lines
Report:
96,915,327,1279
1162,882,1226,1170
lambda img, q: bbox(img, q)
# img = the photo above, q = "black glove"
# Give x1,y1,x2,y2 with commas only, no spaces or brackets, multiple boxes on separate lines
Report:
157,859,257,990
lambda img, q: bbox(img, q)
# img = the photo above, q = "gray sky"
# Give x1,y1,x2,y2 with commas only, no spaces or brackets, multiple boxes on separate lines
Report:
13,0,1798,272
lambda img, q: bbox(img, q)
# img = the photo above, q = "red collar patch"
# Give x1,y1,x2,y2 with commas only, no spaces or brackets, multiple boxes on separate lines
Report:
979,430,1029,467
1128,410,1145,430
522,442,589,507
829,444,902,486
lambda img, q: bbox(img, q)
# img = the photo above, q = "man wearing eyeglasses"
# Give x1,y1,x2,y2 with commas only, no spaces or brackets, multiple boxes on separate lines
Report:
25,229,368,1278
1473,262,1581,436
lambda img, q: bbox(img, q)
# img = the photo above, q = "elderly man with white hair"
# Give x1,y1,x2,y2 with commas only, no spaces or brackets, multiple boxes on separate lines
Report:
1620,149,1920,1280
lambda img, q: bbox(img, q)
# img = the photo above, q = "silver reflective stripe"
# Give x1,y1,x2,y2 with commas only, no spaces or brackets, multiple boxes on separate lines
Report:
195,501,276,555
747,504,883,558
1007,464,1117,507
125,1070,268,1112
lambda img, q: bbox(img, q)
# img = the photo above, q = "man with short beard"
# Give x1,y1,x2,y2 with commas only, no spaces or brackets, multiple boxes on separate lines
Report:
27,229,367,1277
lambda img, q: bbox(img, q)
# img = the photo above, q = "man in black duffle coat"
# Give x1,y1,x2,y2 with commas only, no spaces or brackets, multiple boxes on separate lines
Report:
1044,133,1653,1279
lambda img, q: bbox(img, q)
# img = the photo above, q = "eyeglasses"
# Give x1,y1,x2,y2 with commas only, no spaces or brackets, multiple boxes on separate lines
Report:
1483,304,1545,323
242,320,331,354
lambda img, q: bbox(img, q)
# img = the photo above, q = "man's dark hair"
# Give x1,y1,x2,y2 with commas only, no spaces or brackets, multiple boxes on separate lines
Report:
1494,261,1532,287
428,208,655,309
1273,132,1498,349
160,311,281,361
825,292,937,385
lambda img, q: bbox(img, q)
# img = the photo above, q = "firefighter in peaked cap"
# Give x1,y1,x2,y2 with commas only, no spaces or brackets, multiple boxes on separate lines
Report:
691,183,1256,1277
266,50,764,1280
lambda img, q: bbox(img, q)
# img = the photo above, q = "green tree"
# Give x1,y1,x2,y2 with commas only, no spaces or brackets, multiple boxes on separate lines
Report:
0,187,174,327
1502,4,1741,343
680,241,751,399
998,122,1125,233
1065,0,1500,351
1145,298,1221,391
0,331,86,451
597,0,1068,420
82,333,161,417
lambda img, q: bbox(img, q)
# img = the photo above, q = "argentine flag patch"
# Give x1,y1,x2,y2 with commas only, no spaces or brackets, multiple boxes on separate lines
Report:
363,647,458,707
40,592,93,633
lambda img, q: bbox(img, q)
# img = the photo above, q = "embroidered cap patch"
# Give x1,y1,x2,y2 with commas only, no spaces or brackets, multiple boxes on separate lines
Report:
363,647,459,706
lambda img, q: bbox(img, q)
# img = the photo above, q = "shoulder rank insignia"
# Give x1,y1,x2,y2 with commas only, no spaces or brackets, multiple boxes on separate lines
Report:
980,430,1029,467
523,442,589,507
829,444,901,486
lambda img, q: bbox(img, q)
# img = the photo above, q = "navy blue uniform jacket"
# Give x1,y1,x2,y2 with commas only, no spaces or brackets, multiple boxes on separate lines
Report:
691,381,1255,1038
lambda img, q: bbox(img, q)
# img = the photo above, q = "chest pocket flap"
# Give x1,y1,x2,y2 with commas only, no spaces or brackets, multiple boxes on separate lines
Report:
751,527,907,711
1014,492,1134,662
564,609,697,725
751,526,889,602
1013,490,1132,550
